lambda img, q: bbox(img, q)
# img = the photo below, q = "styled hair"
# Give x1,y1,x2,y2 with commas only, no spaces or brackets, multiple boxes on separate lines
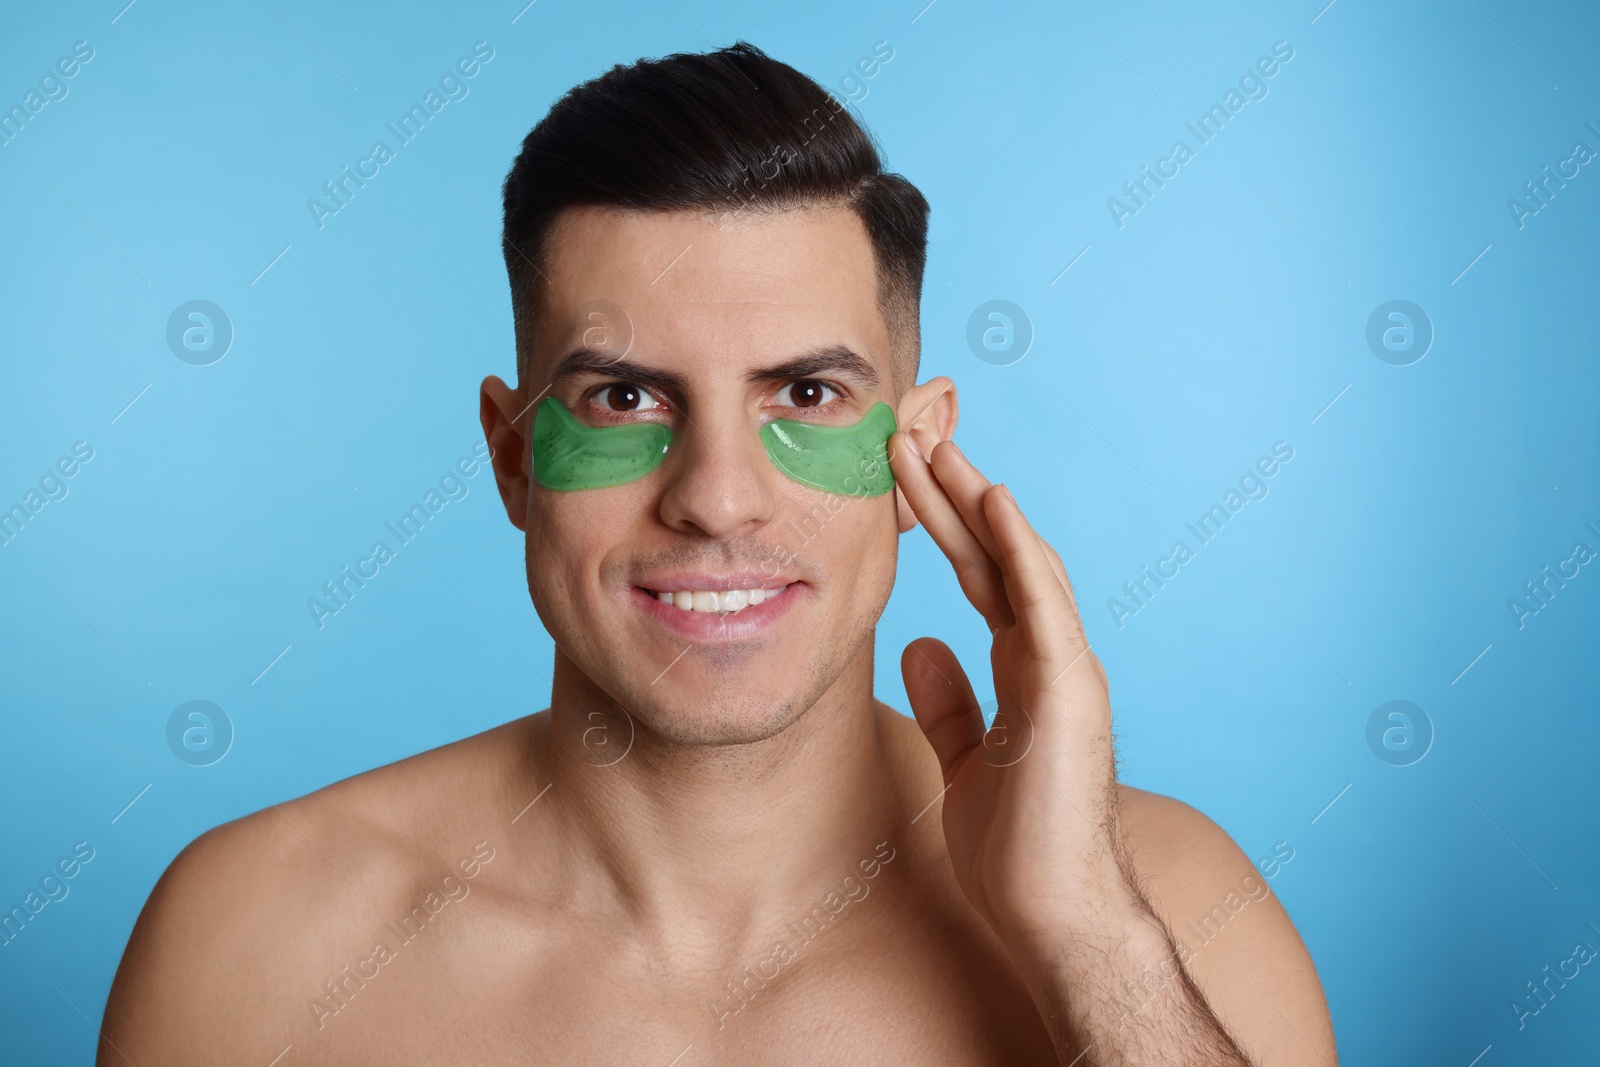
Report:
499,40,928,386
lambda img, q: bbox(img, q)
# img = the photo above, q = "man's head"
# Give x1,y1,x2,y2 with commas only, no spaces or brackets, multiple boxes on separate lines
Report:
480,43,958,748
499,40,929,388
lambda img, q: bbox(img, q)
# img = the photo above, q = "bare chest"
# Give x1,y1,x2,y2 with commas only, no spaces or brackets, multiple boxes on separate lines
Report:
287,885,1056,1066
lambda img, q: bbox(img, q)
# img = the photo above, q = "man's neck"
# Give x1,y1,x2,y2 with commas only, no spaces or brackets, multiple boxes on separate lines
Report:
520,649,915,951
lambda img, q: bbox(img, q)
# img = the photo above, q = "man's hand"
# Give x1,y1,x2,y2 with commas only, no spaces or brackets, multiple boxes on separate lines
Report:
888,430,1257,1066
889,431,1122,943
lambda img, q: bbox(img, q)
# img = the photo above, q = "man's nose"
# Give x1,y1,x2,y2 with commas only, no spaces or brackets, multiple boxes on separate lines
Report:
657,410,777,539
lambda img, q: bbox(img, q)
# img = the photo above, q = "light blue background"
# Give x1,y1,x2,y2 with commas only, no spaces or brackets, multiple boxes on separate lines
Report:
2,0,1597,1062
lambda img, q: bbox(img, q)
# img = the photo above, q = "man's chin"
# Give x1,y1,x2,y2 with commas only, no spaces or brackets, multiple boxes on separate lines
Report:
620,686,813,749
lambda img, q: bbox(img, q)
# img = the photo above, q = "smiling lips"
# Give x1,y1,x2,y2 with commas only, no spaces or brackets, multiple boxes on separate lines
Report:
631,578,802,640
653,587,783,615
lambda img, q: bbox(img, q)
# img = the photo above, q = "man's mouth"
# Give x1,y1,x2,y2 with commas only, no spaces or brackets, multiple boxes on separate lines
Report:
629,573,805,639
648,585,791,616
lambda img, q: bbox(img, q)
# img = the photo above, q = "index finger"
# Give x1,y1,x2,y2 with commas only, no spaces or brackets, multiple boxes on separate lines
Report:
889,431,1012,629
984,484,1087,672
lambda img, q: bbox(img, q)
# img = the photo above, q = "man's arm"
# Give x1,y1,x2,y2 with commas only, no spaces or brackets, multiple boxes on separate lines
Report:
1115,787,1334,1064
888,428,1334,1066
1005,876,1251,1065
1003,787,1334,1064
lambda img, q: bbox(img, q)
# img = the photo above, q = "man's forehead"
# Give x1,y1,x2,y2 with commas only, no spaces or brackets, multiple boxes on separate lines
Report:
543,202,877,289
532,204,892,384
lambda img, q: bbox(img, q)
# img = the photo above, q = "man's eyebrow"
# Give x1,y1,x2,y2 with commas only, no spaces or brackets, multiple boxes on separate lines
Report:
547,344,883,392
548,348,689,392
746,346,881,388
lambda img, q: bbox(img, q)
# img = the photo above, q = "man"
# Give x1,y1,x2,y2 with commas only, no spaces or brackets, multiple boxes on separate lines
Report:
101,42,1335,1065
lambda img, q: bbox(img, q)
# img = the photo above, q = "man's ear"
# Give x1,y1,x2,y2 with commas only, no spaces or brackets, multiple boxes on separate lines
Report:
479,375,531,532
892,375,958,535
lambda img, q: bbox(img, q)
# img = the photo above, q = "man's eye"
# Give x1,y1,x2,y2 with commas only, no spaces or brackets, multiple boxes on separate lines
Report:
776,379,838,409
595,383,664,413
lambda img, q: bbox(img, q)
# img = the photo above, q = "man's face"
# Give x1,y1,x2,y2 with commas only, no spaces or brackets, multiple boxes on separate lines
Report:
514,204,903,745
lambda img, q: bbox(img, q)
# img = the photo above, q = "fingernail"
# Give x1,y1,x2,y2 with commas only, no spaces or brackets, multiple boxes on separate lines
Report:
903,433,926,462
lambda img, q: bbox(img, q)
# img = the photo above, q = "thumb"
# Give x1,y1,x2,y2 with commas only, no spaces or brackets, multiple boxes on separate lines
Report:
900,637,985,784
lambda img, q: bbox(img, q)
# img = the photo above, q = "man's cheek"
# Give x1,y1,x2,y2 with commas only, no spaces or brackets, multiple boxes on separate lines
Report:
808,495,897,587
527,509,596,611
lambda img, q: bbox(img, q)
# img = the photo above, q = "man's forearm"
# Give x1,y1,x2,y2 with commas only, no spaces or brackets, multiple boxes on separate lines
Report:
1010,883,1253,1067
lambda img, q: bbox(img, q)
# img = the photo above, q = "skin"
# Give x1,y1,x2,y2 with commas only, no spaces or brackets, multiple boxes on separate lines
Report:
99,204,1337,1065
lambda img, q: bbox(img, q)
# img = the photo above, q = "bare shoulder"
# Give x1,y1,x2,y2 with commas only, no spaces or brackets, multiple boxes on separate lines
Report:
99,716,530,1066
1114,784,1337,1065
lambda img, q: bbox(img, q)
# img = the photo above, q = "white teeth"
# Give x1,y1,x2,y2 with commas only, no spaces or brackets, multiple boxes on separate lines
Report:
654,586,782,615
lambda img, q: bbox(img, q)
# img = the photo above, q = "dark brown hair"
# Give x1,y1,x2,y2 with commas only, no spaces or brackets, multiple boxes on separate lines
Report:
499,41,929,385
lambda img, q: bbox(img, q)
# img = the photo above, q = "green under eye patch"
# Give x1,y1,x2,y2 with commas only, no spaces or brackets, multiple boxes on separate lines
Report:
531,396,672,491
531,397,897,497
760,402,896,497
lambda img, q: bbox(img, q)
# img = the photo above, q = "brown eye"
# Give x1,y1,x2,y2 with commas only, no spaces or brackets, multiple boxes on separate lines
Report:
780,379,837,408
596,383,662,412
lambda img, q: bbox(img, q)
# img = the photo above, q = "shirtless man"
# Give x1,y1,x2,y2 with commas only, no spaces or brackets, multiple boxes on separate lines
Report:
100,42,1335,1065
